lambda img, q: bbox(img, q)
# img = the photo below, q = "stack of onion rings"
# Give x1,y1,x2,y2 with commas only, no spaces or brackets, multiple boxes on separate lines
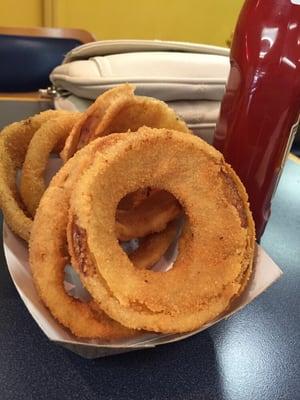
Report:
1,86,255,340
0,86,189,241
1,85,189,243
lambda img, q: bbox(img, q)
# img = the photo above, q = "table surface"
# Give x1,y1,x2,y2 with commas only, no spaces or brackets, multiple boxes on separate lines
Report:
0,157,299,400
0,92,44,100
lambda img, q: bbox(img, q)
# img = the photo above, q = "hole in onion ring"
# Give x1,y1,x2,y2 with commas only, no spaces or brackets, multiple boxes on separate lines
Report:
64,185,185,303
116,188,185,272
64,264,92,302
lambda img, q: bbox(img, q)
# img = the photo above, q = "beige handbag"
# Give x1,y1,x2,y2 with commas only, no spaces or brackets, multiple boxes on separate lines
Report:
50,39,230,143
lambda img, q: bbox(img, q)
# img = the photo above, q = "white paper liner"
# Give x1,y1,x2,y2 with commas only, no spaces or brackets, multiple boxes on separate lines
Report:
3,221,283,358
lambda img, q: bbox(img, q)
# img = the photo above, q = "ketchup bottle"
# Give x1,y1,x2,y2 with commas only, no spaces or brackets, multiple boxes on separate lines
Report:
213,0,300,240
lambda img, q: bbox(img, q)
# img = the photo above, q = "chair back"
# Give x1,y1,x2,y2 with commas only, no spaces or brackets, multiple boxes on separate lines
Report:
0,27,95,92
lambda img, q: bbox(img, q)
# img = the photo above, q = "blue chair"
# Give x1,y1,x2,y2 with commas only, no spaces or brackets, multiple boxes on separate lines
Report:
0,26,95,92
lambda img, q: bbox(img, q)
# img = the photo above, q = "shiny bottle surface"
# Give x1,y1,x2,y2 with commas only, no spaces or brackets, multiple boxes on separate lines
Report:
213,0,300,240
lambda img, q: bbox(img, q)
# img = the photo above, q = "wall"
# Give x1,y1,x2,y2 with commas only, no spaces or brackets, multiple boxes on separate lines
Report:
0,0,42,27
0,0,244,46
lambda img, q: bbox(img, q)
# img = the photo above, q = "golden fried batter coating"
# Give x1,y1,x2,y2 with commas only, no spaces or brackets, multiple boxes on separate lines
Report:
68,128,255,333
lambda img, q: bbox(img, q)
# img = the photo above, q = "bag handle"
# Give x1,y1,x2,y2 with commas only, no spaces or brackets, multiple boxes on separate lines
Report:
63,39,229,63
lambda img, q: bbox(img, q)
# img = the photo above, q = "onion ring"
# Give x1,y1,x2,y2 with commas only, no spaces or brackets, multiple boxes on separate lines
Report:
61,84,135,161
29,133,177,338
67,127,255,333
29,134,139,339
0,110,67,241
20,112,80,217
61,84,191,161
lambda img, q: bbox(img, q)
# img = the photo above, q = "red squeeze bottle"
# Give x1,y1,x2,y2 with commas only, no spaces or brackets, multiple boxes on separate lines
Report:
213,0,300,240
